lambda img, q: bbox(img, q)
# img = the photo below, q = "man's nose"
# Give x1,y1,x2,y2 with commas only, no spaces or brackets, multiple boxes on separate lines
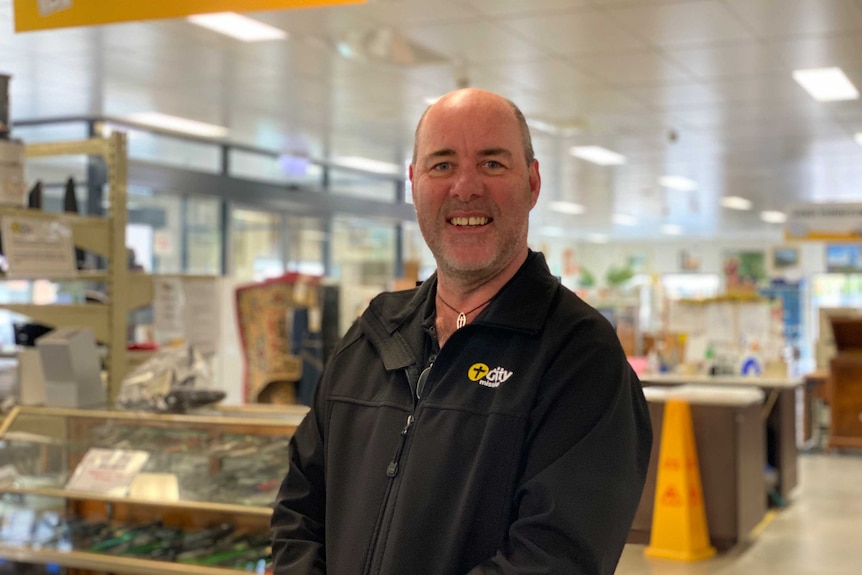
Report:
450,166,483,201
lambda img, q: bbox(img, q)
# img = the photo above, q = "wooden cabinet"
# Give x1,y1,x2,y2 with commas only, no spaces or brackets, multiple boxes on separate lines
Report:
829,353,862,449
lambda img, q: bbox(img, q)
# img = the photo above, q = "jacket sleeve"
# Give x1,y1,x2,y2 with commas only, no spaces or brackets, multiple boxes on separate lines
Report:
270,384,327,575
466,340,652,575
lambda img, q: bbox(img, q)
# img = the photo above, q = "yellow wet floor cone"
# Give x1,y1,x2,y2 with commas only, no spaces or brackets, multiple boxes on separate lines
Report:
645,399,716,561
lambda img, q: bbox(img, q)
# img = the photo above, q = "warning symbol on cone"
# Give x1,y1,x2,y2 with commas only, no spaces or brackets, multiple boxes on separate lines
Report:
645,399,716,562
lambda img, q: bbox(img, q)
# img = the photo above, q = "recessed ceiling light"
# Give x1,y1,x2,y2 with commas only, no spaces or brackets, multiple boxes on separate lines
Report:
659,176,697,191
720,196,753,211
792,67,859,102
612,213,638,226
855,133,862,146
125,113,228,138
587,233,609,244
332,156,402,175
661,224,683,235
760,210,787,224
570,146,626,166
549,201,585,215
187,12,287,42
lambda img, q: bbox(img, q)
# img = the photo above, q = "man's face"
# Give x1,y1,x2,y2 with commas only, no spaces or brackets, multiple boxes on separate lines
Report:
409,93,540,284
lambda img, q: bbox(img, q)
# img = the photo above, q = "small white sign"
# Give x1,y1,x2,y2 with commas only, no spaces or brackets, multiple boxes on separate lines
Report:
65,448,150,497
786,202,862,240
0,216,77,278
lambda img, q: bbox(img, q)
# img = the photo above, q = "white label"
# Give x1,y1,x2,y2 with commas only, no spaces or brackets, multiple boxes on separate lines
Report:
182,278,220,355
65,448,150,497
0,216,77,278
37,0,73,17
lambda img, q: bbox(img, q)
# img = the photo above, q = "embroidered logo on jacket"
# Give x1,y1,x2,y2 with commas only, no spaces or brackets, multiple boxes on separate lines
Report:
468,363,513,388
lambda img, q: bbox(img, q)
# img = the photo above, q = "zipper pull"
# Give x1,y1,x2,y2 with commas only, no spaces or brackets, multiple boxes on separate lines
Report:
386,415,414,478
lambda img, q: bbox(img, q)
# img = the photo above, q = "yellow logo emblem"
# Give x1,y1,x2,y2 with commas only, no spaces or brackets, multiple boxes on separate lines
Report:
468,363,490,382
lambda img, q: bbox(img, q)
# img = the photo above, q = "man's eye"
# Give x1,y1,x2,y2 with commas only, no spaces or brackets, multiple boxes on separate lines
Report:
483,160,505,170
431,162,452,171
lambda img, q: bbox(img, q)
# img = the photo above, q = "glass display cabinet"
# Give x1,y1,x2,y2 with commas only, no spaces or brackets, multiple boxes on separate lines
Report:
0,405,307,574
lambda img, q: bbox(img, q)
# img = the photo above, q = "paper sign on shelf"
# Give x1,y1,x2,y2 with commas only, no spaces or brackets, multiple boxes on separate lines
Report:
0,215,77,278
786,202,862,240
65,448,150,497
14,0,365,32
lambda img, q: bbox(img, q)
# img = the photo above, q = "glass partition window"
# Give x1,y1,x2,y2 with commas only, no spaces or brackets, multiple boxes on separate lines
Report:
231,208,284,282
127,188,182,273
186,196,223,275
229,149,324,188
127,131,220,173
285,216,326,277
329,168,397,202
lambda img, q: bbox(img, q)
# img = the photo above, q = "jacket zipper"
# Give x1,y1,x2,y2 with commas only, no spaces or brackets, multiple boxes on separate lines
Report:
364,358,434,574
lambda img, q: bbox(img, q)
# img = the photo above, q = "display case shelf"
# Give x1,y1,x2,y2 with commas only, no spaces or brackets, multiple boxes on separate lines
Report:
0,545,249,575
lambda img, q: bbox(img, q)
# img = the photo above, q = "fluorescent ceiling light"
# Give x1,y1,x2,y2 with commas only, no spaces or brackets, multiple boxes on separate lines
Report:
661,224,683,236
538,226,568,238
333,156,402,175
720,196,753,211
587,233,609,244
855,133,862,146
760,210,787,224
659,176,698,192
570,146,626,166
125,112,228,138
528,119,581,138
187,12,287,42
792,67,859,102
612,213,637,226
549,201,585,215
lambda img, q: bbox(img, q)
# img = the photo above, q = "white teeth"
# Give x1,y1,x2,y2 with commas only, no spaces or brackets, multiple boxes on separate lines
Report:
451,217,489,226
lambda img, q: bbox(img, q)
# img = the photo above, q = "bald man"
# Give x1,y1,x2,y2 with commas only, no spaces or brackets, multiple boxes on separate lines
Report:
271,89,651,575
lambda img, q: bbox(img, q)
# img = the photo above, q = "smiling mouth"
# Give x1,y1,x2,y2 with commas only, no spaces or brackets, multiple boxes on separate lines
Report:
449,216,490,227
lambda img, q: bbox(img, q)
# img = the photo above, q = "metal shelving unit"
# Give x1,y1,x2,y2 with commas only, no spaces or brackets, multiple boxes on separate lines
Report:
0,133,130,398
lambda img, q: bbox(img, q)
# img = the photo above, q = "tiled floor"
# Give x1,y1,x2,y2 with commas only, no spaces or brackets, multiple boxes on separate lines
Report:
616,452,862,575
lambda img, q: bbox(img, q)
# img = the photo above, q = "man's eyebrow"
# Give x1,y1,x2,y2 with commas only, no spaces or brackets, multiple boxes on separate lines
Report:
423,148,456,161
478,147,513,158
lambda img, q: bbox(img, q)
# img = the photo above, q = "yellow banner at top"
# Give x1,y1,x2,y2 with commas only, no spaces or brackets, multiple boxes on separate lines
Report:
14,0,365,32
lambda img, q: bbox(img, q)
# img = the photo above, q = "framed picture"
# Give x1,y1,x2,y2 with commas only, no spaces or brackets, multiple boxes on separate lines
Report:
826,244,862,273
772,246,800,270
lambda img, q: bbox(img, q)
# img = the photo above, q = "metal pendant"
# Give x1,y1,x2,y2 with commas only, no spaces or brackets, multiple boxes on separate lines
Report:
456,312,467,329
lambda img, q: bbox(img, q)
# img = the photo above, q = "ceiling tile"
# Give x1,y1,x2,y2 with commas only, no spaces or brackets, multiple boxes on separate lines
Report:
665,42,787,80
768,34,862,72
402,20,550,63
570,51,696,87
725,0,862,37
465,0,591,17
607,1,754,47
474,58,602,93
499,9,648,55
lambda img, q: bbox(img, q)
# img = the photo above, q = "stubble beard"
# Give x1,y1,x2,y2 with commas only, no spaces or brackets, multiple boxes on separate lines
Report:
423,218,528,290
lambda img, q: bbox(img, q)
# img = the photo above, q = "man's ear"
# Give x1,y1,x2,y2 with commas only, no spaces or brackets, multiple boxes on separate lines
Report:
409,164,417,203
529,160,541,208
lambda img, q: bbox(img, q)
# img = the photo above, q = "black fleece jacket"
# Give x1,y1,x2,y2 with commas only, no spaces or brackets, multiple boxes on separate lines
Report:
271,251,652,575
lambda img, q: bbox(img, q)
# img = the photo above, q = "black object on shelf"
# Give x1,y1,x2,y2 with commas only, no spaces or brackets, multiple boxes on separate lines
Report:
63,176,86,269
0,73,9,139
27,180,42,209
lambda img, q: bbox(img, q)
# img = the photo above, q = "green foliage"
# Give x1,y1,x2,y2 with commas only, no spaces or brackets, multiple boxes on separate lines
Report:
605,265,635,287
579,267,595,288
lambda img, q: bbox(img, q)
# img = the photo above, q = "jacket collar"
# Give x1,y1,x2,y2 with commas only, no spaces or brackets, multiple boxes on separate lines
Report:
373,250,560,337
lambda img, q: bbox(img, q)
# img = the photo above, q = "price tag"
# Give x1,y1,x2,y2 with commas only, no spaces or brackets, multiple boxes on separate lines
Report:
65,448,150,497
0,215,76,278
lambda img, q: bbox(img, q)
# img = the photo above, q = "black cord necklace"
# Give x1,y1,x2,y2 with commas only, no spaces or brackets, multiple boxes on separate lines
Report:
436,292,494,329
